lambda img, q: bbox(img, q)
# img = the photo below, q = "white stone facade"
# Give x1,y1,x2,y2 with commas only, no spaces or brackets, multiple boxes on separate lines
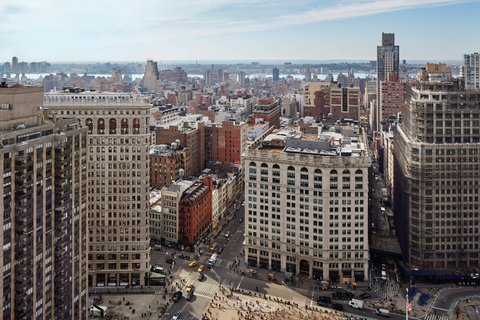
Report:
243,146,369,281
44,92,151,287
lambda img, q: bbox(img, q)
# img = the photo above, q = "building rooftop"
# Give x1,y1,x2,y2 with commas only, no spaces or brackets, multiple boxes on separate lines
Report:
257,121,366,157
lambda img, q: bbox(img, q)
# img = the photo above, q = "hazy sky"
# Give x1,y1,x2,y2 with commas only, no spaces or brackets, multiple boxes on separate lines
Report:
1,0,479,62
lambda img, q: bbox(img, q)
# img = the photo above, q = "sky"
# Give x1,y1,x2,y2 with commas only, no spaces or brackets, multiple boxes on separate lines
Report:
1,0,479,62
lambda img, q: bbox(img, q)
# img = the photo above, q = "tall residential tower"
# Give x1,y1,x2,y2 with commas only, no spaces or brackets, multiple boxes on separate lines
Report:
376,33,399,132
0,85,88,319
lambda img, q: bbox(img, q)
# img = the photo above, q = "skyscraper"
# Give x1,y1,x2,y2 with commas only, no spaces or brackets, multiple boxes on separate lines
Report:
0,84,88,319
143,60,159,93
44,90,151,287
11,56,18,73
272,68,280,82
463,52,480,89
376,33,399,132
394,65,480,274
239,71,246,87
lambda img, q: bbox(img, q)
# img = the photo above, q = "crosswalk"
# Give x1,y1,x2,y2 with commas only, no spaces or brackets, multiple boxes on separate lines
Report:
194,281,218,296
225,261,233,269
424,314,449,320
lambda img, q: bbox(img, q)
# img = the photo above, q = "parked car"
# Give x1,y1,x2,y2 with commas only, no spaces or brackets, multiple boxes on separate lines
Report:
151,265,165,274
217,246,224,254
172,291,182,302
224,231,231,239
209,243,217,252
359,292,372,299
239,217,244,223
332,290,354,300
317,296,332,305
198,273,205,281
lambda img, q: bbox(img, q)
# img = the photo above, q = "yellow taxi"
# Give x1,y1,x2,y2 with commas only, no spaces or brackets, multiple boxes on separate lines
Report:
188,261,198,268
197,265,206,273
186,284,195,293
209,243,217,252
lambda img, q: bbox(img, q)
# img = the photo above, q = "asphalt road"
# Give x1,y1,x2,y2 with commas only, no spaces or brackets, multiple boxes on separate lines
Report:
431,287,480,317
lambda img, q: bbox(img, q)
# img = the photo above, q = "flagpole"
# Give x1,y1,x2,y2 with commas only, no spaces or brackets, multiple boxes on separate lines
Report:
406,288,409,320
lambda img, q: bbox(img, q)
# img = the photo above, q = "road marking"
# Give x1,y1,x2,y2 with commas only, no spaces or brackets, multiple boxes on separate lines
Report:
432,306,449,312
236,276,244,290
195,292,214,299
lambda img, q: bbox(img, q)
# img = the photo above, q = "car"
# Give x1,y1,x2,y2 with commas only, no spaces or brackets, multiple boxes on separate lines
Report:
224,231,231,238
317,296,332,305
332,290,354,300
216,246,223,254
153,244,162,251
239,217,244,223
171,310,181,320
166,258,174,264
241,202,245,206
209,243,217,251
186,284,195,300
197,265,205,273
375,308,391,317
359,292,372,299
188,261,198,268
172,291,182,302
198,273,205,281
332,303,344,311
151,265,165,274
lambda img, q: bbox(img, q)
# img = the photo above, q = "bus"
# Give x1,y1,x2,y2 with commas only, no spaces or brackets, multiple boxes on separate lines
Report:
207,253,218,268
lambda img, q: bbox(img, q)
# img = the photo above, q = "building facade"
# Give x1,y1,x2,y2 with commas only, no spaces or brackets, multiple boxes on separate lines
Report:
330,85,360,121
376,33,399,132
379,80,404,130
463,52,480,89
210,120,244,165
394,69,480,273
251,98,281,129
178,176,212,246
243,127,370,281
150,144,182,189
0,85,88,319
44,91,151,287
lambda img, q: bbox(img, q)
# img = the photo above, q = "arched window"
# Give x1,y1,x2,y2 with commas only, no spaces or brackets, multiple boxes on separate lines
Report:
85,118,93,134
97,118,105,134
355,169,364,188
249,161,257,179
314,169,322,188
133,118,140,134
121,118,129,134
109,118,117,134
272,164,280,178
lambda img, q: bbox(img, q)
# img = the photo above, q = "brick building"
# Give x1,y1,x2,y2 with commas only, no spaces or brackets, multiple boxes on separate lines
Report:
178,176,213,246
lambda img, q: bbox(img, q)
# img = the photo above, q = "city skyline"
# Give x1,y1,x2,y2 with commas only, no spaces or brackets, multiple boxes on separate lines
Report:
1,0,479,62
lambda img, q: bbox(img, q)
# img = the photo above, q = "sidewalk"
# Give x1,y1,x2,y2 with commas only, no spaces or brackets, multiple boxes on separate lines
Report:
203,287,358,320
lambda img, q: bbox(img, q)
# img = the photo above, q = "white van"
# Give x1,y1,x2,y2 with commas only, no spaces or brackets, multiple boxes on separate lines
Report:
376,308,390,317
348,299,364,309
